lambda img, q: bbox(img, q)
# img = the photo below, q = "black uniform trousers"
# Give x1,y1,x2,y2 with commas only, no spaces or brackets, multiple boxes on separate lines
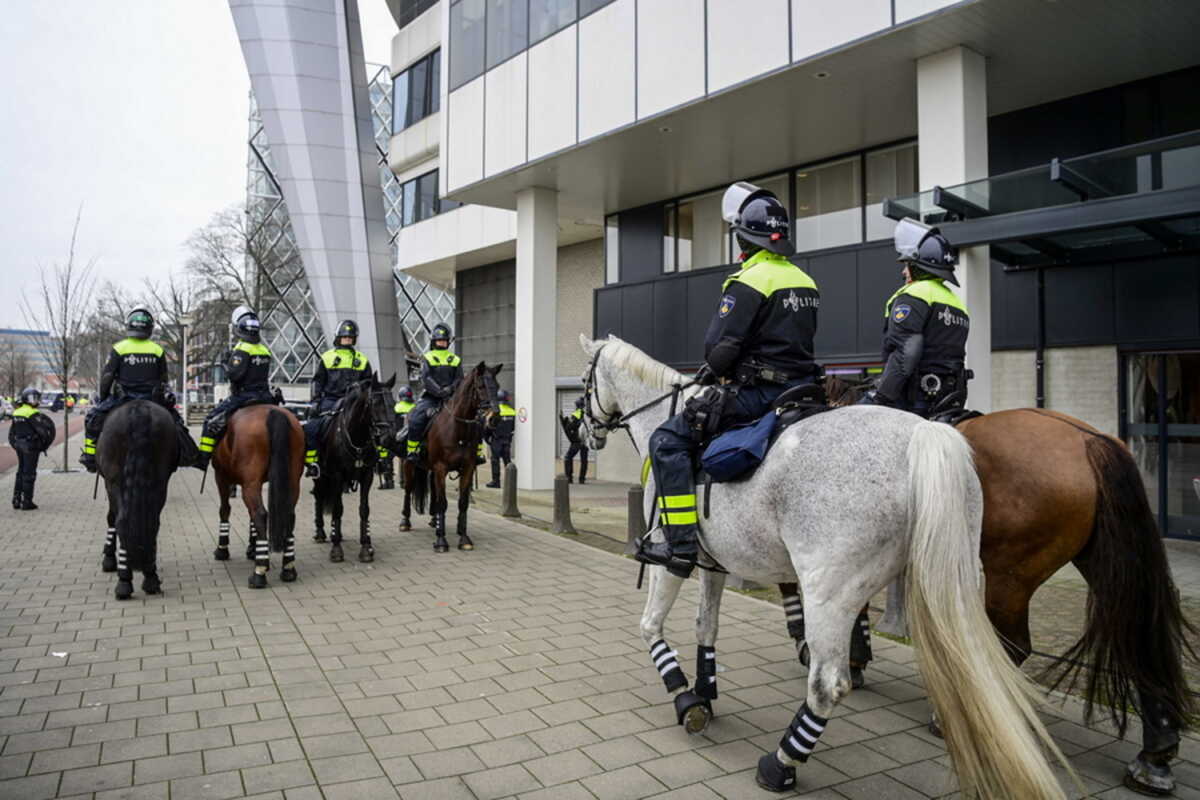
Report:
406,397,442,447
564,440,588,482
489,436,512,484
202,390,275,445
649,380,808,503
14,447,39,503
303,397,340,452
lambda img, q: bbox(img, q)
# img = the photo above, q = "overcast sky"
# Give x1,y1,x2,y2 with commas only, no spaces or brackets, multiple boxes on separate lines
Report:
0,0,396,329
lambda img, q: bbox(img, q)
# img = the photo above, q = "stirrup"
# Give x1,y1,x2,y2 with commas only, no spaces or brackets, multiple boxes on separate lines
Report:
635,534,696,578
305,463,321,478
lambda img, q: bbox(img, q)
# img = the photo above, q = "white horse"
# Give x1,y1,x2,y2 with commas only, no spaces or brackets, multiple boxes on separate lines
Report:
578,334,1073,799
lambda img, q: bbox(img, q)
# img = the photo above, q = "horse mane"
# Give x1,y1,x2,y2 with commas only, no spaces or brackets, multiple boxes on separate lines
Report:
601,337,685,391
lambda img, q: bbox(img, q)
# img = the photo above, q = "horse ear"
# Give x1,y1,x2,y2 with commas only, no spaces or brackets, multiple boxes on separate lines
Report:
490,363,503,376
385,373,396,389
579,334,596,355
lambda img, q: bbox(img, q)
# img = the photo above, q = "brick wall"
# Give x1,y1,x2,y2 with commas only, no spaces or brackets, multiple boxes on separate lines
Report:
991,345,1119,435
556,238,603,380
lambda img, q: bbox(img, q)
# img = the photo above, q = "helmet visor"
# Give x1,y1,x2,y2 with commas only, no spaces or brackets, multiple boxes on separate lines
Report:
894,218,934,262
721,181,761,225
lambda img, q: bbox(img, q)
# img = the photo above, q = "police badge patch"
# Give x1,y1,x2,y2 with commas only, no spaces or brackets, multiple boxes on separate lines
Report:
718,294,736,317
893,304,912,323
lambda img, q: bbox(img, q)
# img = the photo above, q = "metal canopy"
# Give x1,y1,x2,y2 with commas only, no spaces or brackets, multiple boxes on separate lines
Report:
883,131,1200,271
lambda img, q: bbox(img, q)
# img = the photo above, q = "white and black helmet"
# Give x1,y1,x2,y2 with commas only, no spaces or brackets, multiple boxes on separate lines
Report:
722,181,795,257
126,307,154,339
231,305,262,344
894,219,959,285
18,387,40,407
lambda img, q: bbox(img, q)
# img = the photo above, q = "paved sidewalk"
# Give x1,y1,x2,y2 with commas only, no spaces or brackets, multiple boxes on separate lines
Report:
0,443,1196,799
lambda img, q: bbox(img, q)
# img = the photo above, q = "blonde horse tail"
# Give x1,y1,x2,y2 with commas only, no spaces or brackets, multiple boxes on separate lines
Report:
905,420,1072,799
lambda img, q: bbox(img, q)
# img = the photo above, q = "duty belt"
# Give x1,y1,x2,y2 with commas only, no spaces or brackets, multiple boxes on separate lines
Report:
734,362,806,386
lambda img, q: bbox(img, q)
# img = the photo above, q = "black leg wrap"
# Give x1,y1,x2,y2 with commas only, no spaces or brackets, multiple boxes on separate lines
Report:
673,689,712,733
650,639,687,693
849,609,872,665
783,593,805,642
696,645,717,700
756,753,797,793
779,702,828,763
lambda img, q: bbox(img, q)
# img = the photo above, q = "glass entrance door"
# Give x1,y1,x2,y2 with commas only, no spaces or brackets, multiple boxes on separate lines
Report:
1125,351,1200,539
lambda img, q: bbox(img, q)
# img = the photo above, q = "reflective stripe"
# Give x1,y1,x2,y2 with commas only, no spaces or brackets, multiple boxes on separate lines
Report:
423,349,461,367
234,341,272,357
640,457,651,488
406,440,419,453
113,338,164,356
722,250,817,295
394,400,415,413
320,348,367,370
658,495,696,509
884,278,967,317
83,438,96,455
12,405,37,419
377,447,389,458
499,404,516,417
305,450,318,464
662,510,698,525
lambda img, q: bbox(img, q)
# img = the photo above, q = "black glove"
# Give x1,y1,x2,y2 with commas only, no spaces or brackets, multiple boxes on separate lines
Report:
694,363,718,386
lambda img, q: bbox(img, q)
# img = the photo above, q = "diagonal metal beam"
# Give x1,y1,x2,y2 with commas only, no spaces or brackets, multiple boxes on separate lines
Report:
1050,158,1115,201
933,186,990,219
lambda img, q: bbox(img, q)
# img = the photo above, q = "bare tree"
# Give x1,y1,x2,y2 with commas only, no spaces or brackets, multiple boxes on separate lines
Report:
76,281,130,393
184,206,261,309
0,348,35,399
20,209,98,472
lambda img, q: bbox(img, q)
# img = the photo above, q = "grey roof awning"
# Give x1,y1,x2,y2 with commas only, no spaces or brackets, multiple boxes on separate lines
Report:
884,131,1200,271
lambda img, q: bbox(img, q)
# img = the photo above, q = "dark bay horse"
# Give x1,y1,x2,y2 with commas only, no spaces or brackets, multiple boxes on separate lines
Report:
312,376,395,563
783,379,1195,795
97,400,178,600
401,363,501,552
210,405,304,588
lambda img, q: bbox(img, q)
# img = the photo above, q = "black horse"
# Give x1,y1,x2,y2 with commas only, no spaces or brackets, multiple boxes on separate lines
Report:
311,375,395,562
97,400,179,600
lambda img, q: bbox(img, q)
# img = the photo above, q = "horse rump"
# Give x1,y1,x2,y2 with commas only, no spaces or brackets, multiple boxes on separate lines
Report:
115,402,170,571
1044,434,1197,737
266,409,295,553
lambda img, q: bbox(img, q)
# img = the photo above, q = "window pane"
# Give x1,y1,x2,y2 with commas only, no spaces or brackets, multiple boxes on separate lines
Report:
580,0,614,16
450,0,486,90
417,172,438,222
678,189,729,270
605,215,620,284
429,50,441,115
398,0,438,28
402,179,417,226
392,67,410,133
407,58,429,127
866,144,917,240
486,0,528,70
677,202,694,271
531,0,576,43
793,157,863,252
662,205,676,273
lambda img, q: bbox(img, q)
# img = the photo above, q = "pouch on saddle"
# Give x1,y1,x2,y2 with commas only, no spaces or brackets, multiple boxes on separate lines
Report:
700,383,829,484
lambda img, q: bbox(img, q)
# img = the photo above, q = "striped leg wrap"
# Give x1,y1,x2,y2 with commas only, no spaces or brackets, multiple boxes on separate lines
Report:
253,523,269,571
696,645,717,700
779,703,828,763
650,639,687,693
783,593,805,641
284,533,295,562
116,545,130,579
850,608,873,664
105,528,116,552
217,522,230,550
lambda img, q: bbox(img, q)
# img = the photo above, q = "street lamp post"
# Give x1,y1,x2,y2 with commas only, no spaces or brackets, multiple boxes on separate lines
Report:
179,313,195,424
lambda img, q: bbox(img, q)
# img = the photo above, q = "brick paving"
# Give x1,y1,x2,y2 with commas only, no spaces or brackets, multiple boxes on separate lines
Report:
0,435,1197,799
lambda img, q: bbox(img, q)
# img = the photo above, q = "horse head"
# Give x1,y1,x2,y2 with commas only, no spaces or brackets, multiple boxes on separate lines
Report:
367,372,397,446
453,362,502,430
578,334,625,451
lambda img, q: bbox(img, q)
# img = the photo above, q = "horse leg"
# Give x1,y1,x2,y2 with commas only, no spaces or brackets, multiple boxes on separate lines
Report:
107,482,134,600
141,510,162,596
312,483,327,542
358,470,374,563
781,586,872,689
456,467,474,551
779,582,806,660
432,466,449,553
245,483,269,588
756,591,859,792
329,489,344,563
214,474,231,561
682,566,727,733
639,566,703,729
102,499,117,572
399,464,412,531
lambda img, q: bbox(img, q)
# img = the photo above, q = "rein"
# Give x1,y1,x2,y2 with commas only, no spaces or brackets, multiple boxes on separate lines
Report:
334,390,372,465
583,346,695,441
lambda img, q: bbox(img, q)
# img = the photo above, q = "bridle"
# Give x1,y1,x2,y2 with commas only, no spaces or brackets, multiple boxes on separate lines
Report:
581,345,695,450
448,371,497,440
335,385,373,465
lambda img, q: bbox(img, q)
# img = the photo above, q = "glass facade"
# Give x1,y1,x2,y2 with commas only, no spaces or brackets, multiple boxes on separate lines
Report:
393,49,441,134
794,157,862,252
395,0,438,28
531,0,575,43
450,0,486,89
486,0,528,69
865,143,918,241
579,0,615,15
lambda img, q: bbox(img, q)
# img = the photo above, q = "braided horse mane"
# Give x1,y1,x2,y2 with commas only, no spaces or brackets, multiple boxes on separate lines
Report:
599,335,685,392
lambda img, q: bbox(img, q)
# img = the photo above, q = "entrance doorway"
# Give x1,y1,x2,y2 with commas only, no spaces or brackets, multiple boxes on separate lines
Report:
1124,351,1200,540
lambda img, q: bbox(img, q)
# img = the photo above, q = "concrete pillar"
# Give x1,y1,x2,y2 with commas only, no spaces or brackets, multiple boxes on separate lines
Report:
514,187,558,490
917,46,991,412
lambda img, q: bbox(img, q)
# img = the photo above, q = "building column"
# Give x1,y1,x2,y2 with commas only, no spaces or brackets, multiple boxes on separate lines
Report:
514,187,558,490
917,46,992,412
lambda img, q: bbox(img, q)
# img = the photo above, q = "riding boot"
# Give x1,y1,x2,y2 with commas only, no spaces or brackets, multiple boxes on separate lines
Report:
405,439,421,464
564,460,574,484
11,483,21,510
487,457,501,488
20,475,37,511
579,457,588,485
637,521,699,578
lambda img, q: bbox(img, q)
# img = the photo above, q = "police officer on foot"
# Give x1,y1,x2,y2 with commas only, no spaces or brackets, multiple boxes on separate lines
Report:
637,181,820,578
561,397,588,484
379,385,416,489
304,320,372,477
80,307,199,473
405,323,462,463
196,307,277,472
485,390,516,488
9,388,53,510
859,219,970,417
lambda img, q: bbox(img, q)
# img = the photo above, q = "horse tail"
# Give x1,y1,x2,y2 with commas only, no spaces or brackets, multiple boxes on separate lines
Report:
266,409,293,553
904,420,1070,800
1044,434,1196,736
411,465,429,515
120,402,156,572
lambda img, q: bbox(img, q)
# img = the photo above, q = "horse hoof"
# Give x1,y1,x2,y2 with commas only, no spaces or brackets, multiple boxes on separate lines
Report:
330,545,344,563
673,690,712,735
1125,752,1175,796
213,547,229,561
313,532,327,543
755,753,796,793
798,642,810,667
281,567,298,583
248,573,268,589
850,665,865,690
399,521,411,532
101,555,117,573
358,548,374,563
245,548,255,561
141,575,161,595
457,537,474,551
115,581,133,601
434,538,449,553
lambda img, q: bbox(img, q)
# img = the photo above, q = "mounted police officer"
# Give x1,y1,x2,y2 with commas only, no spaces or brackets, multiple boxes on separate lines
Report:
80,307,198,473
9,387,53,510
195,307,276,472
405,323,462,463
304,319,372,477
485,389,516,488
378,385,416,489
561,397,588,485
859,219,970,417
637,181,821,578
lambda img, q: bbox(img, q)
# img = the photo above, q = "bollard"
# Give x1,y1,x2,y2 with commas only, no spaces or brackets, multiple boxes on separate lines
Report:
625,485,646,556
500,462,521,518
552,475,577,534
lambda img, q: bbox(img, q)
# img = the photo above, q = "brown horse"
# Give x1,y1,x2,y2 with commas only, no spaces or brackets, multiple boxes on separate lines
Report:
211,405,304,588
782,380,1195,795
401,363,501,552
